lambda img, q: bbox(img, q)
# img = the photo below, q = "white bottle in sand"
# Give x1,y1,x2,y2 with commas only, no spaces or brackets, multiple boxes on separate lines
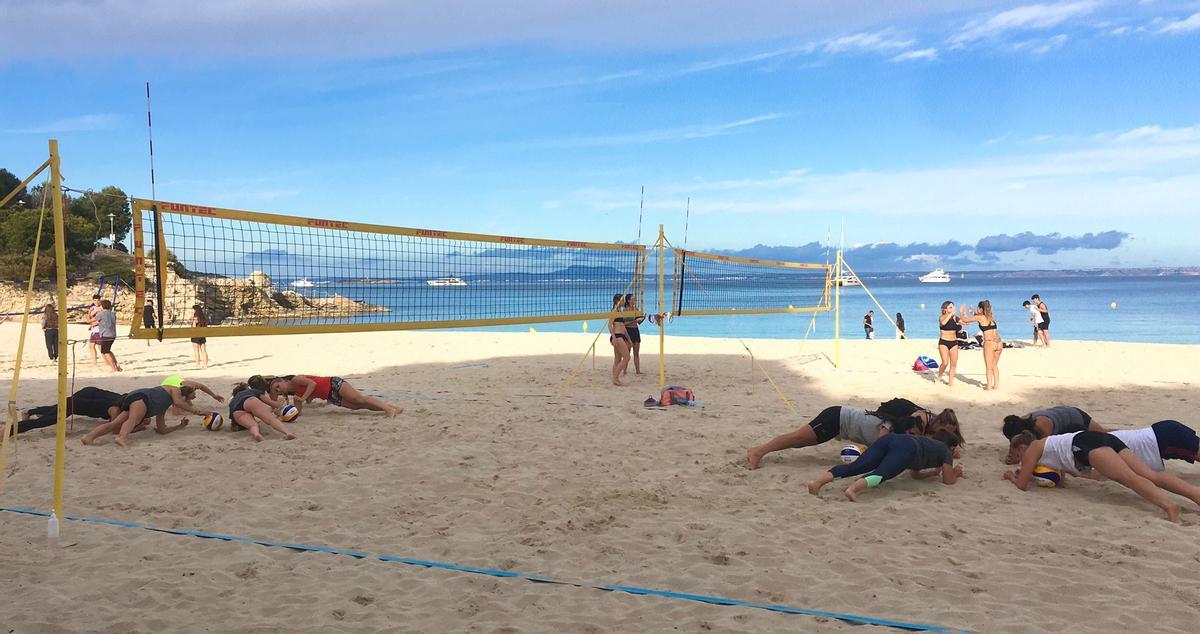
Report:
47,511,59,542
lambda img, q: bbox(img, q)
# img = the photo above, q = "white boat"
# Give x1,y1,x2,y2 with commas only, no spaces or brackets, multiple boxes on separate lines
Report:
426,276,467,287
919,268,951,284
832,272,860,287
290,278,315,288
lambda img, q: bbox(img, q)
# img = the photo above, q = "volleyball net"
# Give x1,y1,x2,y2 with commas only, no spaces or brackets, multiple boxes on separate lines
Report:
671,249,831,316
129,199,645,339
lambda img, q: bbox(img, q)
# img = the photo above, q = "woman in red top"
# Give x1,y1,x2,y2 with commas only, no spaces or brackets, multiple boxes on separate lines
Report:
250,374,401,417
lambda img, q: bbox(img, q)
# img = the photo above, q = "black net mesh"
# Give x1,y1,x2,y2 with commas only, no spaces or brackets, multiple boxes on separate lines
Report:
672,250,830,315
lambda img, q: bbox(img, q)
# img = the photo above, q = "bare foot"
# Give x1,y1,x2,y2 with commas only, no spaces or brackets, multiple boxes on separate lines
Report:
746,447,764,470
1167,503,1182,524
284,434,296,440
113,435,128,448
844,479,868,501
807,473,833,496
81,436,95,446
384,405,402,417
252,431,264,442
613,379,624,386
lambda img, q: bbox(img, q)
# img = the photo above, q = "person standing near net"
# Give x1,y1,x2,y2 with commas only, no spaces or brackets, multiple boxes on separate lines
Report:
936,301,960,386
621,293,644,376
41,302,59,361
608,294,632,386
92,299,121,372
959,300,1002,391
142,299,155,346
863,310,874,339
87,293,102,366
191,304,210,369
895,312,905,340
1032,293,1051,347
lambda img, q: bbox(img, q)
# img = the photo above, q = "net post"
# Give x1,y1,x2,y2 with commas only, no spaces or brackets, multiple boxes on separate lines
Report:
152,203,166,341
50,139,69,521
591,341,595,369
657,224,666,390
834,249,842,369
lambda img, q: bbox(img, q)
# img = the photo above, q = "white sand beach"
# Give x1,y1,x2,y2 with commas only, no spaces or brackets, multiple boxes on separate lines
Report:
2,322,1199,632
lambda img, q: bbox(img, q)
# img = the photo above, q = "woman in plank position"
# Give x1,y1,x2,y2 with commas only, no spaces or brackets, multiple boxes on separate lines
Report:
81,377,223,447
251,374,401,417
229,378,295,442
807,431,963,501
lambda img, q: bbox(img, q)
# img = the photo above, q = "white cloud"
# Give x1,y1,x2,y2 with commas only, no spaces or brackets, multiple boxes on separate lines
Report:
1157,12,1200,34
552,123,1200,222
823,29,916,54
890,48,939,62
951,1,1099,46
2,114,120,134
526,114,783,148
1011,33,1070,53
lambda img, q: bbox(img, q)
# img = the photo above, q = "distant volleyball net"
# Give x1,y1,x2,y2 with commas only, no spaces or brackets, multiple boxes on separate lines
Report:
671,249,831,316
129,198,644,338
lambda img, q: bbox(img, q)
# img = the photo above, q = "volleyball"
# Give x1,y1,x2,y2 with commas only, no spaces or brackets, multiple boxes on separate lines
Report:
202,412,223,431
280,404,300,422
1032,466,1062,488
840,444,864,463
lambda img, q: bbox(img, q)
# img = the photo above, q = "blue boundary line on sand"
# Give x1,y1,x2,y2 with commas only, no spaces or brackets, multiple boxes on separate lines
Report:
1,506,966,632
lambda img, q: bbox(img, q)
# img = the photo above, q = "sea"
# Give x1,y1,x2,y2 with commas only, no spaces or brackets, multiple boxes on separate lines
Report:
286,274,1200,345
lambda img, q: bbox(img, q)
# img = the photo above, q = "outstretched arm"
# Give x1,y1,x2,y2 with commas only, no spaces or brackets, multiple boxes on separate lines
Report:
182,380,225,403
292,376,317,402
1003,441,1044,491
170,391,210,416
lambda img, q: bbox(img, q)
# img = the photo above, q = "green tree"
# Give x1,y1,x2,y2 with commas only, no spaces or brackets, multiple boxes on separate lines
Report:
0,205,99,259
70,187,131,244
0,168,29,207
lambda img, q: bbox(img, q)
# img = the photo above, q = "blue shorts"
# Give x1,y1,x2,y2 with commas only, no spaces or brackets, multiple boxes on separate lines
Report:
1152,420,1198,464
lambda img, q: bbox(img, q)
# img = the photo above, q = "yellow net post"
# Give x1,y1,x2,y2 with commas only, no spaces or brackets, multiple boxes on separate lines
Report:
657,224,666,390
834,249,842,369
50,139,69,521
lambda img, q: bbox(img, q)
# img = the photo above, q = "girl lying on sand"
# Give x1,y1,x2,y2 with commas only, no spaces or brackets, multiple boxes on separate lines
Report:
81,377,222,447
249,374,401,417
1002,406,1108,464
746,399,961,470
807,431,963,501
229,378,295,442
1004,430,1200,523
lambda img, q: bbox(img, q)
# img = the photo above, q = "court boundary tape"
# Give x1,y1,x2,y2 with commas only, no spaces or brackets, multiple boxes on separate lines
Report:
1,506,966,632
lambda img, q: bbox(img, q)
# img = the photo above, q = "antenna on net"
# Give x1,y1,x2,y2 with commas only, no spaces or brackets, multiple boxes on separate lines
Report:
636,185,644,245
146,82,157,202
683,197,691,251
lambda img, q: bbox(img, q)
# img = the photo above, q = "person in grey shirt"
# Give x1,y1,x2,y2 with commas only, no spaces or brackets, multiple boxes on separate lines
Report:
92,299,121,372
1002,406,1107,464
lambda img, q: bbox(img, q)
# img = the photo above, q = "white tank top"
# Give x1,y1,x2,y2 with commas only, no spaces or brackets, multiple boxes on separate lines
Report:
1039,433,1081,475
1110,427,1164,472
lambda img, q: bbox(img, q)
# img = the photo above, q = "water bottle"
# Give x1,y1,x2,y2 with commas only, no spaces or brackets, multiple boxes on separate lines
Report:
47,511,60,542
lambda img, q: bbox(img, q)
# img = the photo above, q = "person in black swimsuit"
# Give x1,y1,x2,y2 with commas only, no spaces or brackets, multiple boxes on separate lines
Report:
960,300,1002,391
622,293,645,376
1031,294,1051,347
936,301,961,387
608,294,631,386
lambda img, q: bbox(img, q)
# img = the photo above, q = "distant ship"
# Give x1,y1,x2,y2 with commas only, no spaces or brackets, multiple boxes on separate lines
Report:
426,276,467,287
290,278,315,288
832,272,860,287
919,268,951,284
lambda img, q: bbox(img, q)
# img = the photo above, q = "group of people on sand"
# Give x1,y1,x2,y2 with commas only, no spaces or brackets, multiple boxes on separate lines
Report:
33,297,214,370
608,293,645,386
745,399,1199,522
14,372,401,447
932,293,1051,392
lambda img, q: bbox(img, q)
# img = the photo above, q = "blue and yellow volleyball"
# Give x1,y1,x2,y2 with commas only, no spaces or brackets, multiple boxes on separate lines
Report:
202,412,223,431
840,444,864,463
1032,466,1062,488
280,404,300,423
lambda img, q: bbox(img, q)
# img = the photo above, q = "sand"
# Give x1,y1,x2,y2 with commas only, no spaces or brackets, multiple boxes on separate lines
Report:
2,321,1199,632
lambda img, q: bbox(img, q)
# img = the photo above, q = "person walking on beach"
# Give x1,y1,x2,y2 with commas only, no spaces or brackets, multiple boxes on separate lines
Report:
91,299,121,372
1032,293,1051,347
936,301,961,386
256,374,402,417
229,378,295,442
1004,430,1191,523
622,294,644,376
1022,300,1044,346
807,431,963,501
1001,406,1108,464
959,300,1002,391
863,310,874,339
41,302,59,361
895,312,906,339
191,304,210,369
608,294,632,385
87,293,102,366
745,400,961,470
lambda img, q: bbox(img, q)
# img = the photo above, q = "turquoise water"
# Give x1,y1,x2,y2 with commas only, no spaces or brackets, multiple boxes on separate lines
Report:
291,274,1198,344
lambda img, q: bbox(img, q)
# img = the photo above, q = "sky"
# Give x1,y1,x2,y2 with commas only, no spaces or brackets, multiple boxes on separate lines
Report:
1,0,1199,271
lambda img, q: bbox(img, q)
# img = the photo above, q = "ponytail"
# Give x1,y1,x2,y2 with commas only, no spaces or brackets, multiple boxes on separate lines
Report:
932,408,964,446
1002,415,1032,439
232,382,249,395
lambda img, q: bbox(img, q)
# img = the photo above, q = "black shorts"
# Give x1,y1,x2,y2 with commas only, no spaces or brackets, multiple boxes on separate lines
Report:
119,392,149,412
1038,314,1050,330
807,406,842,444
99,338,115,354
626,328,641,344
1152,420,1198,463
938,339,959,349
190,337,207,345
1072,407,1093,427
1071,431,1127,467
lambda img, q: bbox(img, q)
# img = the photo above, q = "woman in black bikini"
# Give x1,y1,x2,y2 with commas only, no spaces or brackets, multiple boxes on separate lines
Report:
622,293,644,376
959,300,1002,391
608,294,631,386
936,301,961,387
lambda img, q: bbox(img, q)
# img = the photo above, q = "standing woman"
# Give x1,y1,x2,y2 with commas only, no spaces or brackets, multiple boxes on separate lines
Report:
895,312,906,340
960,300,1002,391
622,293,644,375
41,303,59,361
257,374,402,417
935,301,961,387
608,294,631,386
191,304,209,369
87,293,102,366
142,299,155,346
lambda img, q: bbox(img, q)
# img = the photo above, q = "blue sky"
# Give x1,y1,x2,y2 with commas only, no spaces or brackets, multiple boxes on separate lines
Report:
2,0,1199,271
